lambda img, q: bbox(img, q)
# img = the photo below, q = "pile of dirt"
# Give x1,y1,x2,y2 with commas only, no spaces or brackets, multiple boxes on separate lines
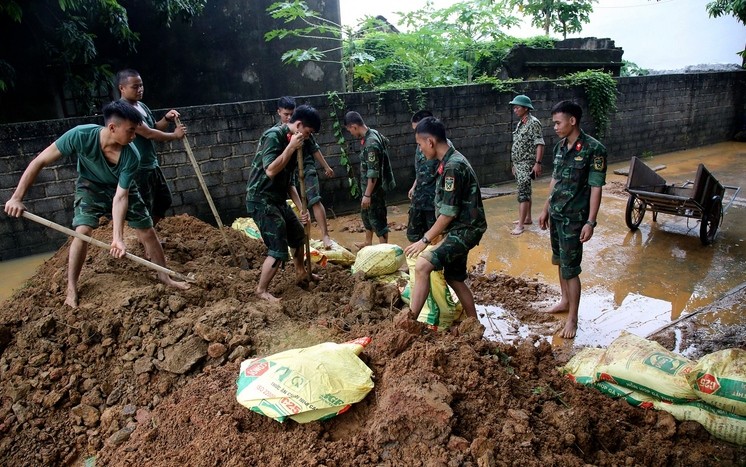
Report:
0,215,743,466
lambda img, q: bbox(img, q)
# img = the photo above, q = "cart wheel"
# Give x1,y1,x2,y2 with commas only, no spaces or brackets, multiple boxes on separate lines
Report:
699,196,722,245
625,195,645,230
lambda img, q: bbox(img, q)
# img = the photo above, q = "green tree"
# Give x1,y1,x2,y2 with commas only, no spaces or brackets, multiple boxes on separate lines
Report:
706,0,746,60
513,0,596,38
266,0,521,90
0,0,206,113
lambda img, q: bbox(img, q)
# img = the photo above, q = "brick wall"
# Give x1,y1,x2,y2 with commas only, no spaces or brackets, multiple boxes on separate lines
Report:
1,71,744,259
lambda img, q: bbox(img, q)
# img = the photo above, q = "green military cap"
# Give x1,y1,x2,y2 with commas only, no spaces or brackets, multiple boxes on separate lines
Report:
509,95,534,110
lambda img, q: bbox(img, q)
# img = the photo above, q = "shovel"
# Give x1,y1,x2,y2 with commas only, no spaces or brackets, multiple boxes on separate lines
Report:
176,117,249,269
17,210,196,283
296,147,313,281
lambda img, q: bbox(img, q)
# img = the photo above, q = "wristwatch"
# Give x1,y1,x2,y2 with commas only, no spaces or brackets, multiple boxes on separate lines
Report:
421,236,431,244
586,220,597,228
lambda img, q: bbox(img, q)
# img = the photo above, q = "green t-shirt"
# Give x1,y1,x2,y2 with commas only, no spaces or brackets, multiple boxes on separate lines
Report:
549,130,607,221
435,146,487,248
55,124,141,190
128,101,159,170
246,124,315,205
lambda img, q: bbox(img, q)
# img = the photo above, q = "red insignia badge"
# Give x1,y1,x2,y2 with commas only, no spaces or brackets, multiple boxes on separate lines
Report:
361,138,365,146
575,141,582,152
437,162,444,175
286,133,292,142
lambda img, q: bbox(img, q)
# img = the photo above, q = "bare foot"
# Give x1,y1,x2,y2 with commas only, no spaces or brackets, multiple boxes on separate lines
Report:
354,241,370,250
542,302,569,313
512,220,533,225
159,274,191,290
322,235,333,250
64,289,79,308
559,320,578,339
510,227,524,236
256,290,280,302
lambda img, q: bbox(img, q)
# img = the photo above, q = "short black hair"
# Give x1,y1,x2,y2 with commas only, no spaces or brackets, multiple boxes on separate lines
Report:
103,100,143,125
415,116,447,142
115,69,140,86
343,111,365,126
411,110,433,124
290,104,321,133
551,100,582,123
277,96,296,111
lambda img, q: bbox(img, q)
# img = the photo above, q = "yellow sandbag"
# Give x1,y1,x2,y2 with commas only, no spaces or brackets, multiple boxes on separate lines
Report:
231,217,261,240
403,250,463,331
236,337,374,424
309,239,356,266
562,347,605,386
375,270,409,286
594,381,657,409
654,399,746,445
351,243,405,278
688,348,746,417
595,331,698,403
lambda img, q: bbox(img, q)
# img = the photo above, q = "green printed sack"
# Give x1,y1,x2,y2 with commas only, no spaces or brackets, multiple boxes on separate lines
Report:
236,337,374,424
654,399,746,446
595,331,698,403
688,348,746,417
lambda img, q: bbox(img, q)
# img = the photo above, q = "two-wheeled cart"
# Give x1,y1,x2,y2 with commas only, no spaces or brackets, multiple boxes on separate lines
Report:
624,156,741,245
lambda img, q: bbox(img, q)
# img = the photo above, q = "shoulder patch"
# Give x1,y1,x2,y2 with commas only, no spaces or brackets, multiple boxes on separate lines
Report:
593,156,606,171
444,176,455,192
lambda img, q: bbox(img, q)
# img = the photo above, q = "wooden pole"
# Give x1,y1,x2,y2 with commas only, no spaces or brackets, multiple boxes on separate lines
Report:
19,210,195,283
296,147,313,279
176,116,244,267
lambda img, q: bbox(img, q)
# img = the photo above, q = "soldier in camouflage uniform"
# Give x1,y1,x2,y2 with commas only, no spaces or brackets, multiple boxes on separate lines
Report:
276,97,335,249
404,117,487,320
117,69,185,226
4,101,190,308
344,111,396,249
509,95,545,236
246,105,321,301
538,100,607,339
406,110,439,243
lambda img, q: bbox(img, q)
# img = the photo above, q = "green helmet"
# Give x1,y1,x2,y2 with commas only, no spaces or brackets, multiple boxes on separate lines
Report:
509,95,534,110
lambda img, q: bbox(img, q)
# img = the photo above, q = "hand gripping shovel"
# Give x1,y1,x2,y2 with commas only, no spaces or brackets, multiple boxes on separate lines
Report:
177,117,249,269
296,147,313,281
18,210,196,283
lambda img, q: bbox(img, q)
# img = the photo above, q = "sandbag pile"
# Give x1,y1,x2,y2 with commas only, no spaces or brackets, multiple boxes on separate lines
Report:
563,331,746,445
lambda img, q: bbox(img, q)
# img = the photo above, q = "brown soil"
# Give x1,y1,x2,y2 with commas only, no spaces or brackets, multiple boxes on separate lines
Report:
0,215,743,466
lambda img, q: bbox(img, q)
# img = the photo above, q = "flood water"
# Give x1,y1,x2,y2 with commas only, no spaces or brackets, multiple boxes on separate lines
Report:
2,142,744,348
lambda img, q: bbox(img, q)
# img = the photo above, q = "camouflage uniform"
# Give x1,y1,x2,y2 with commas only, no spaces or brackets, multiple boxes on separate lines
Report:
549,130,607,279
246,124,313,261
421,146,487,282
127,100,173,219
279,124,323,207
359,128,390,237
511,114,544,203
55,124,152,229
406,144,439,242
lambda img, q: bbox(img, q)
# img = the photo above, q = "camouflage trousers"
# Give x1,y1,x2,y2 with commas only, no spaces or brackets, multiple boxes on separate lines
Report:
421,229,482,282
549,215,584,279
247,201,304,261
73,178,152,229
406,207,436,242
134,166,173,219
513,159,534,203
361,191,389,237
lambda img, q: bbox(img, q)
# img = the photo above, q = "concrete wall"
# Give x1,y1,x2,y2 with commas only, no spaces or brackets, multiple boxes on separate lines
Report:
1,71,744,259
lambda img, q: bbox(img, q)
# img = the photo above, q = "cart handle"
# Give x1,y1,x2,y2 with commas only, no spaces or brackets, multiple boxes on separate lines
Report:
722,184,741,214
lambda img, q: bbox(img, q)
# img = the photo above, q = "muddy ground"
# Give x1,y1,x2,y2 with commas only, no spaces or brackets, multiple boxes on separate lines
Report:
0,215,744,466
